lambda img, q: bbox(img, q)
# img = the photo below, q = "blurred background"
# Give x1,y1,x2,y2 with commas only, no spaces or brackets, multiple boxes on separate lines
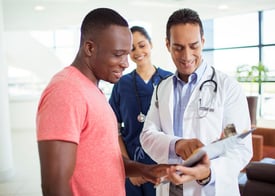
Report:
0,0,275,195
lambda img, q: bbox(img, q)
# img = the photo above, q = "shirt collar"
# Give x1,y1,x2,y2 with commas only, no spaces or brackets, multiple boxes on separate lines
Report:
196,59,207,84
173,59,207,86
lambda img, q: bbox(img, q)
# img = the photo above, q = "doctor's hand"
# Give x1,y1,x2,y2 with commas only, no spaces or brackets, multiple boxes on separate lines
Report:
175,138,204,160
166,154,211,185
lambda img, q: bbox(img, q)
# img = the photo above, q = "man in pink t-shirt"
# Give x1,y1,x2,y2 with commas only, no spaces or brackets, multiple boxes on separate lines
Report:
36,8,171,196
37,66,126,195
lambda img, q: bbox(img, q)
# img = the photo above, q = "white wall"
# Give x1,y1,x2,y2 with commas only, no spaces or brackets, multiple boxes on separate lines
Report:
0,0,14,181
4,1,275,131
5,31,62,83
5,31,63,131
3,6,175,131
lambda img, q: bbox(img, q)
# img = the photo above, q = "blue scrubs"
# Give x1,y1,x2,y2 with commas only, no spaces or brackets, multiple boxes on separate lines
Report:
109,68,172,196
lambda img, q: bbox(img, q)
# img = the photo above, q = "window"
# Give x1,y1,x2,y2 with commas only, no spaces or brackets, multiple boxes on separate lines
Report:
262,46,275,77
8,28,80,99
204,48,258,76
262,9,275,44
213,13,258,48
203,9,275,119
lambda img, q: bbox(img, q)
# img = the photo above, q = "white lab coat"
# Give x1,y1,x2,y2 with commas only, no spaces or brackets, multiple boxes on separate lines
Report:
140,64,253,196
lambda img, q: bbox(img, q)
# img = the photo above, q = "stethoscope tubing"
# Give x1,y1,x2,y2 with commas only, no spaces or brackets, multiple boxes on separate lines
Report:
199,66,217,92
155,66,217,108
132,69,165,121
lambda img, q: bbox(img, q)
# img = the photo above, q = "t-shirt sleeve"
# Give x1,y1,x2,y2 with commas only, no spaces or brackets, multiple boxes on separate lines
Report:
36,82,86,144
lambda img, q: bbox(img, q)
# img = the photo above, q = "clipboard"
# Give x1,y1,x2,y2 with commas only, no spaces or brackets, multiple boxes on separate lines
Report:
182,128,255,167
156,128,255,186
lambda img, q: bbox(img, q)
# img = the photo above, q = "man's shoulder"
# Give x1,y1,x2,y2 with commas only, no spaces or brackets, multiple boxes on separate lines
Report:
215,69,238,83
156,74,173,89
213,69,243,93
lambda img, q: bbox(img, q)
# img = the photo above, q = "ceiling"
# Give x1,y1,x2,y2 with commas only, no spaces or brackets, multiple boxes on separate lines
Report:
2,0,275,30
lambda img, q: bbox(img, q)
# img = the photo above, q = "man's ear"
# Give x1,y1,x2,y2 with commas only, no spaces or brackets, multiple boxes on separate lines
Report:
201,36,205,48
84,40,95,56
165,38,170,52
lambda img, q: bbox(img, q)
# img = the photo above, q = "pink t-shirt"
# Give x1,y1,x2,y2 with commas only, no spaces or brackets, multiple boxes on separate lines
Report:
36,66,125,196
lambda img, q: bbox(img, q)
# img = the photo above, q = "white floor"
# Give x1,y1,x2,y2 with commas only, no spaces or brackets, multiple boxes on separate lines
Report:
0,129,42,196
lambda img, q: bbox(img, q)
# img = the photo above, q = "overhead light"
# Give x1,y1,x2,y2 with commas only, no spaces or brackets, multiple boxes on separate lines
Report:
34,5,45,11
218,4,229,10
130,0,178,8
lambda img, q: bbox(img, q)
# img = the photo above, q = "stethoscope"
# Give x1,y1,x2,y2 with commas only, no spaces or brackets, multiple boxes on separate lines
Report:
155,66,217,116
199,66,217,93
132,69,164,123
197,66,217,118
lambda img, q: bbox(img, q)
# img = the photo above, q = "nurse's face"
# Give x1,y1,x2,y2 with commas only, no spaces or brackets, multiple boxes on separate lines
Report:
166,23,205,82
130,31,152,67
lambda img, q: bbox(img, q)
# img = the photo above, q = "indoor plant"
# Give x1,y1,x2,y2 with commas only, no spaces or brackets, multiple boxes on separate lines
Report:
236,62,269,94
236,62,269,126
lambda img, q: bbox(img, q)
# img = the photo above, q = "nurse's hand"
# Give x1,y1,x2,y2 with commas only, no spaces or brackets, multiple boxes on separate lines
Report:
175,138,204,160
166,154,211,185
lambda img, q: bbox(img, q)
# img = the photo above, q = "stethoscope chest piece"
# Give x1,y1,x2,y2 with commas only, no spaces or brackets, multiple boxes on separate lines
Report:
137,112,146,123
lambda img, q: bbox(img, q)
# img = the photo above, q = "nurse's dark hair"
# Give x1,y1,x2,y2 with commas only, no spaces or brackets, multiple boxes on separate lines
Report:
80,8,129,46
130,26,152,44
166,8,204,41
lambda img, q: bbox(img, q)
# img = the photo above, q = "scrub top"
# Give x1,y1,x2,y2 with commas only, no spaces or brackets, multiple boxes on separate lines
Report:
109,67,172,164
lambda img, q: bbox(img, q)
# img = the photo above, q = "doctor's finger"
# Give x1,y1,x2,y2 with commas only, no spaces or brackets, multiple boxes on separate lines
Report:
179,141,204,160
175,139,199,159
166,167,195,185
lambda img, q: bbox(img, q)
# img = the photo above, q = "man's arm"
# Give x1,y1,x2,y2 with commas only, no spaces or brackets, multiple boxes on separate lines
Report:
123,157,170,185
38,140,77,196
118,131,129,159
119,135,147,186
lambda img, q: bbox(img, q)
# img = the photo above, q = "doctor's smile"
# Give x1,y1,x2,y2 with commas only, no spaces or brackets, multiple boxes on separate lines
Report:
140,8,252,196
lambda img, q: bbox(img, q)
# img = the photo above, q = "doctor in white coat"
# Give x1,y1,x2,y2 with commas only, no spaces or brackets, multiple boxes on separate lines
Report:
140,8,252,196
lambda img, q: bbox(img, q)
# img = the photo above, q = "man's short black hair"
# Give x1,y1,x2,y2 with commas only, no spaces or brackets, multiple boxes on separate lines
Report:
80,8,129,45
166,8,204,41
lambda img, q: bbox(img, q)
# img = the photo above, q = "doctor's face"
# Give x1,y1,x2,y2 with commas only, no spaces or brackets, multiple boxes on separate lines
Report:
166,23,205,82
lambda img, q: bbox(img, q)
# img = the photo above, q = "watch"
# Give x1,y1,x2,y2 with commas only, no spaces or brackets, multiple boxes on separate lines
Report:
196,169,211,186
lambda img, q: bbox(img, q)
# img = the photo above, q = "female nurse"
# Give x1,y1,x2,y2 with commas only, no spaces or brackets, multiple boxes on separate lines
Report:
109,26,172,196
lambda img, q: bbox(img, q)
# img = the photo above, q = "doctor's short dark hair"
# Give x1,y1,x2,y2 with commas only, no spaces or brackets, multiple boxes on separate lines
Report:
80,8,129,46
166,8,204,41
130,26,152,44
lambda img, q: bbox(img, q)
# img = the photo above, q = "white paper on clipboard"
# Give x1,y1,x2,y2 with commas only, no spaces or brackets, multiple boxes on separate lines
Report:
156,128,255,186
182,128,255,167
